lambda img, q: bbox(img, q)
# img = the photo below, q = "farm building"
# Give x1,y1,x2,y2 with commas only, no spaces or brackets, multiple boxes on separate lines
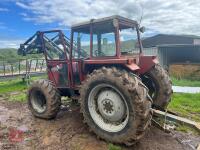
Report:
142,34,200,68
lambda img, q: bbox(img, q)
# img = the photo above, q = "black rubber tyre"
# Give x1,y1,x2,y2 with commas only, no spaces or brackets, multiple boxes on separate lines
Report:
27,79,61,119
80,67,152,145
141,64,172,109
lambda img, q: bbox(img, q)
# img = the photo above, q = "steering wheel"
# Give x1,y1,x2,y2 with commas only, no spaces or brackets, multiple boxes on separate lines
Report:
95,50,105,56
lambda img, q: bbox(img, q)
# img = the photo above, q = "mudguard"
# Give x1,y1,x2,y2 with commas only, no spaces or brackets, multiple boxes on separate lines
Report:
138,56,159,74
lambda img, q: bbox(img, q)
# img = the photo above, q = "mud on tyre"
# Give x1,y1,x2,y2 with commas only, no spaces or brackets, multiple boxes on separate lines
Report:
28,79,61,119
141,64,172,110
80,67,152,145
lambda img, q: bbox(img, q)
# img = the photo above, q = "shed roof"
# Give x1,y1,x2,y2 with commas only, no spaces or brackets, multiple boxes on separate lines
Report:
142,34,200,48
158,44,200,48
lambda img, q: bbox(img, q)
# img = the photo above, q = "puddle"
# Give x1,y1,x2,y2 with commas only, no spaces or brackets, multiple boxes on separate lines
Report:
0,105,9,123
0,105,8,112
18,124,29,132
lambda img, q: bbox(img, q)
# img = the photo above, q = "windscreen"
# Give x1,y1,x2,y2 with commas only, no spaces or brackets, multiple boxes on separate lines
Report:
119,27,140,55
72,21,117,58
92,22,116,57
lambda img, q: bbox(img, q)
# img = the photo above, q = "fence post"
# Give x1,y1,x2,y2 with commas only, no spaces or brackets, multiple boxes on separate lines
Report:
19,59,20,75
40,59,44,71
26,59,28,75
3,59,5,76
11,64,13,76
35,59,38,71
29,59,32,73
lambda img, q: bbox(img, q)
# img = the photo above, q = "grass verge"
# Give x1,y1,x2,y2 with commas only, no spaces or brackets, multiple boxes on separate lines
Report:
0,75,46,95
0,79,26,94
168,93,200,122
175,124,199,135
171,77,200,87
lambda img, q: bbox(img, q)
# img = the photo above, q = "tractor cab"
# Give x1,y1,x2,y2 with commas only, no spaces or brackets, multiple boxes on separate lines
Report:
69,16,157,89
71,15,143,59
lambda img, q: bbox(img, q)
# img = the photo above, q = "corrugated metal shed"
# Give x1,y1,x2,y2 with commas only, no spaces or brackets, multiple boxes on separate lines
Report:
142,34,200,68
143,45,200,69
157,44,200,68
142,47,157,56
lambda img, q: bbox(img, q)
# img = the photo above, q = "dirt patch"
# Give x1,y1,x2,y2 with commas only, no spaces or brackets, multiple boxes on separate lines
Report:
0,99,199,150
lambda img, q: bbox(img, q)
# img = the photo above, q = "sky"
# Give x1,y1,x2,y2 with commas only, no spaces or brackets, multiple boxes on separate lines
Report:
0,0,200,48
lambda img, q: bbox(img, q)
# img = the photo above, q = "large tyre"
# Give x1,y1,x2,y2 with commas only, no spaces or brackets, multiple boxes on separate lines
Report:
141,64,172,110
27,79,61,119
80,67,152,145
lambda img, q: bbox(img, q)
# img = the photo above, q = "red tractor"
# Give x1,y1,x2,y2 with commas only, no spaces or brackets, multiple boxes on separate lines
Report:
18,15,172,145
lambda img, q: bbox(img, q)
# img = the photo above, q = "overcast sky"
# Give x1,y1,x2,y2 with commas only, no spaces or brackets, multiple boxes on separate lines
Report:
0,0,200,48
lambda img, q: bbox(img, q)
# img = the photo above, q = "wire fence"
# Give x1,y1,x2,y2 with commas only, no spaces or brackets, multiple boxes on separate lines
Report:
0,59,46,79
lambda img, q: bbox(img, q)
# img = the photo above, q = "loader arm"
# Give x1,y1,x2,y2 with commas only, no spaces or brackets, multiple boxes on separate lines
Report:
18,31,43,55
18,30,89,59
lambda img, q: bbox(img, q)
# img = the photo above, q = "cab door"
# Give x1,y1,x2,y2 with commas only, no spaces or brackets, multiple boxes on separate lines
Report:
43,31,70,88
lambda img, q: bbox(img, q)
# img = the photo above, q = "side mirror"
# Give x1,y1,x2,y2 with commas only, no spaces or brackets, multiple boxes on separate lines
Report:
139,26,145,33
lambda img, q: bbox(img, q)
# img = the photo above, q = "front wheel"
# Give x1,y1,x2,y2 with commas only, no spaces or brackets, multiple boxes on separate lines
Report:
80,67,152,145
27,79,61,119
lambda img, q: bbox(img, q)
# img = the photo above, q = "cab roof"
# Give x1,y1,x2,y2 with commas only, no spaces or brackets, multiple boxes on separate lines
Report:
71,15,138,30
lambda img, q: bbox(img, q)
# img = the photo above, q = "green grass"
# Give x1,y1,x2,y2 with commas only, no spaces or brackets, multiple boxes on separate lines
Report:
171,77,200,87
8,92,26,102
108,144,122,150
176,124,199,135
0,79,27,94
168,93,200,122
0,75,47,95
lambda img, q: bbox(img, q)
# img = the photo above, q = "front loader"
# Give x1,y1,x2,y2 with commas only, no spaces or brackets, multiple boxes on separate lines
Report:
18,15,172,145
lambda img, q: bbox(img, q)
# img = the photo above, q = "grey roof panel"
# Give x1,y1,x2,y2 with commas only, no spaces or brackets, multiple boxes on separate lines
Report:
71,15,138,29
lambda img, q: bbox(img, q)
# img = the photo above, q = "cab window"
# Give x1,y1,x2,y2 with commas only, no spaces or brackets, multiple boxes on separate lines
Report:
92,22,116,57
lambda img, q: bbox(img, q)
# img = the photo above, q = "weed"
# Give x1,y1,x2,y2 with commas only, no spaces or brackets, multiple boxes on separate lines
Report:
108,143,122,150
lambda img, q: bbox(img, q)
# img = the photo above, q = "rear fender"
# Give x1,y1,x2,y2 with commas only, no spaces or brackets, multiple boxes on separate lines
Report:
138,56,159,74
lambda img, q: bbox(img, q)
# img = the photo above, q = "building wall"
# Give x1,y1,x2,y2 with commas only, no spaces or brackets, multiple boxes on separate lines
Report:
142,47,157,56
157,45,200,69
142,45,200,69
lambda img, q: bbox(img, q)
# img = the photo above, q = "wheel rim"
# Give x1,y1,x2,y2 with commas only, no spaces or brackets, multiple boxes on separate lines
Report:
88,83,129,133
30,90,47,113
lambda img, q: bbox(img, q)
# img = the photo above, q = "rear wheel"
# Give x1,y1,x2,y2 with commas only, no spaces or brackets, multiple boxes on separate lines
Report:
141,64,172,109
80,67,152,145
28,79,61,119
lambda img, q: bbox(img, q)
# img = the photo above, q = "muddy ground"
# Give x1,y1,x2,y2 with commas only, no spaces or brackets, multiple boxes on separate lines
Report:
0,98,199,150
